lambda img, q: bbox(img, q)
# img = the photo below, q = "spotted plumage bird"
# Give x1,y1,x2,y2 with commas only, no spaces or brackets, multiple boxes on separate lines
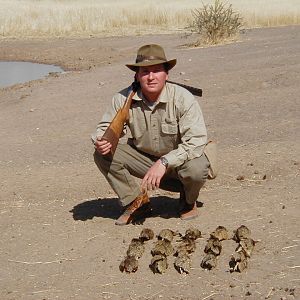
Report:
175,238,196,255
126,238,145,259
236,238,256,258
200,253,218,270
204,237,222,256
151,239,173,257
139,228,154,242
150,255,168,274
233,225,251,242
183,227,202,241
210,226,229,241
174,252,191,274
229,251,248,273
119,256,138,273
157,229,175,242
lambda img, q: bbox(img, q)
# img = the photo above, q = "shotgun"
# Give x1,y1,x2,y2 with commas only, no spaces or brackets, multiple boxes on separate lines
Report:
100,81,202,156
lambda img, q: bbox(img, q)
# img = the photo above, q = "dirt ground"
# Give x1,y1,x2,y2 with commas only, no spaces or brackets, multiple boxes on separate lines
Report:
0,26,299,300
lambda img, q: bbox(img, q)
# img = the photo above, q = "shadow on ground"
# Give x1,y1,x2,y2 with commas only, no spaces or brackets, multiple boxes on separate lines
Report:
70,197,120,221
70,195,204,222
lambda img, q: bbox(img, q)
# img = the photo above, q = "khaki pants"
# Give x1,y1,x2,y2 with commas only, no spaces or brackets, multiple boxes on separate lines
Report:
94,143,210,207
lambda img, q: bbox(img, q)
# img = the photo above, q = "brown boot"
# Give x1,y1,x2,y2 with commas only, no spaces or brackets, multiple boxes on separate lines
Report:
115,191,150,226
180,202,198,220
179,191,198,221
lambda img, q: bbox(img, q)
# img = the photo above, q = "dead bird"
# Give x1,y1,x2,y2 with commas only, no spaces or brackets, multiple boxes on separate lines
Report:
200,253,218,270
233,225,251,242
150,254,168,274
174,252,191,274
210,226,229,241
157,229,176,242
151,239,174,257
174,238,196,255
119,256,138,273
127,238,145,259
204,237,222,256
236,238,256,258
139,228,154,242
229,252,248,273
183,227,202,240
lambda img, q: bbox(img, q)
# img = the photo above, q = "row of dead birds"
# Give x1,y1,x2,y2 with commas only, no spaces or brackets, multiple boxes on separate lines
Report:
119,225,256,274
200,225,256,272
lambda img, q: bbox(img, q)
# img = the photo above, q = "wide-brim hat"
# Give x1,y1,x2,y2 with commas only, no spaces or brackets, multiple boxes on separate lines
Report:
126,44,177,72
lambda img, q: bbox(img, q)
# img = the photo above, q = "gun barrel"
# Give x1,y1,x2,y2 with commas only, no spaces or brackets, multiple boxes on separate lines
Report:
166,80,202,97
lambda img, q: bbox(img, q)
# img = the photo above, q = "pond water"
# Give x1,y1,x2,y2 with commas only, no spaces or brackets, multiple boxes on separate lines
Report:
0,61,64,88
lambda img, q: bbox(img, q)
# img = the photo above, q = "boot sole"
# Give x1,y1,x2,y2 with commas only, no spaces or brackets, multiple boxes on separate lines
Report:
180,212,198,221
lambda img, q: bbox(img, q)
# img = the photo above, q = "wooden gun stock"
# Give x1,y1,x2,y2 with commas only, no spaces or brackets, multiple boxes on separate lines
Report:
100,89,136,156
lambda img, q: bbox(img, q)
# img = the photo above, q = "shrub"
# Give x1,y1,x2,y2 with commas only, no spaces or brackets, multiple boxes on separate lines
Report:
190,0,243,45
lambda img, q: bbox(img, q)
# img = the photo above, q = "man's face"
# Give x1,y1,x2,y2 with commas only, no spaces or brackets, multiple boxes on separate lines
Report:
136,64,168,101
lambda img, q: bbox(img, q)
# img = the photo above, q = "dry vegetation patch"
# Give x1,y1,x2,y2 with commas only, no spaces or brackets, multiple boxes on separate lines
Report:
0,0,299,39
189,0,242,45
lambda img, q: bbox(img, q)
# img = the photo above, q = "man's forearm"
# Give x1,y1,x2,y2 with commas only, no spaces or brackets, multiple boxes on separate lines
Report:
163,141,206,168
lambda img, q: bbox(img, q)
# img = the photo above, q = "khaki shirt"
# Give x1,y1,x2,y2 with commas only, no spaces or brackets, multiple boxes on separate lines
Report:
92,82,207,168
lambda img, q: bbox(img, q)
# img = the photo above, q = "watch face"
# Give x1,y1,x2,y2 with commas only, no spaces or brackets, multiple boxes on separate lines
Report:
160,157,168,167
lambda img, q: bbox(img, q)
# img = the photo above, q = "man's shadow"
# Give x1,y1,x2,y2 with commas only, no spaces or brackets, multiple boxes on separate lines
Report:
70,197,120,221
70,196,203,223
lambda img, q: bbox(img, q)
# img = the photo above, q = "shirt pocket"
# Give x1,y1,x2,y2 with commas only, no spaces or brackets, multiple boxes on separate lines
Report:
161,122,178,135
161,121,179,150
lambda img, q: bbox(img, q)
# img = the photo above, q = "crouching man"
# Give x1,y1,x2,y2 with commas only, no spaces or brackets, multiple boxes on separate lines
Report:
92,44,210,225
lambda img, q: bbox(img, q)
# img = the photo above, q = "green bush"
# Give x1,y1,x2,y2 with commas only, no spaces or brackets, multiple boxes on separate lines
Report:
190,0,242,45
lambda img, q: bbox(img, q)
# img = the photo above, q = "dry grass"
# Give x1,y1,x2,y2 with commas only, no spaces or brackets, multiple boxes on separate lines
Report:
0,0,299,39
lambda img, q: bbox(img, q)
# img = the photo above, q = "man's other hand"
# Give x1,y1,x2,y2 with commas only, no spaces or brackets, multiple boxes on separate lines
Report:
142,160,166,190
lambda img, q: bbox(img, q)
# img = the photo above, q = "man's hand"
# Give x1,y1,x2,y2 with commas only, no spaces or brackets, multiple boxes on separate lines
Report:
142,159,166,191
94,138,112,155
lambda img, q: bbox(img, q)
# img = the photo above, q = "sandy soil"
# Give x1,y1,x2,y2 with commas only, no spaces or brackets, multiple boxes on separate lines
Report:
0,26,299,300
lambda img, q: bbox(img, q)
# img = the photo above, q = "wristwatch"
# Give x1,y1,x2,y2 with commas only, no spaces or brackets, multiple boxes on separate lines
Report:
160,157,169,168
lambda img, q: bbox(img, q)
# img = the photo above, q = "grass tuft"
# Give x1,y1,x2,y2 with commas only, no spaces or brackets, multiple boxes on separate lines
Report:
189,0,242,45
